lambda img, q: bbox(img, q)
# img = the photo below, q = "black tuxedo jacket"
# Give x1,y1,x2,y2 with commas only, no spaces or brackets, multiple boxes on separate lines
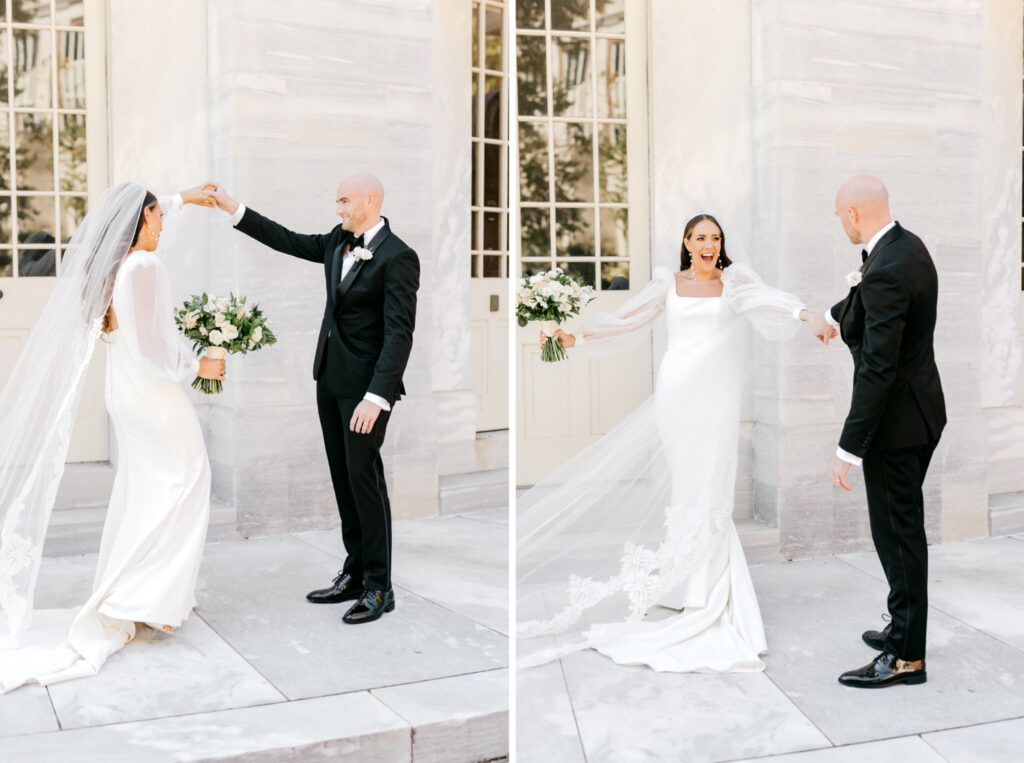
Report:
830,223,946,457
236,209,419,405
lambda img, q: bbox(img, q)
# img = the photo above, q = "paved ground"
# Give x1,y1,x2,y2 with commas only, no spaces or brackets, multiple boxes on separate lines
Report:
518,534,1024,762
0,508,509,762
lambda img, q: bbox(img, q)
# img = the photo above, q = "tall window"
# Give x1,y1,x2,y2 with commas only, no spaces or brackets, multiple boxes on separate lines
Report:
0,0,86,278
471,0,508,278
516,0,628,290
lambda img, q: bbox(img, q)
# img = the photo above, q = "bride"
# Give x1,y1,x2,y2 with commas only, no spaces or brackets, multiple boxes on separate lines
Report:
0,182,225,692
518,213,835,672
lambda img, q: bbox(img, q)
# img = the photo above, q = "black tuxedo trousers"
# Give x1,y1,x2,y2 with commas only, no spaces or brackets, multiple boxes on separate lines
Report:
862,442,936,661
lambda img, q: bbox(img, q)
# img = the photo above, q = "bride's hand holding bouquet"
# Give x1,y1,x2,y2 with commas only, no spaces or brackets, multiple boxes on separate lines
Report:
516,267,595,362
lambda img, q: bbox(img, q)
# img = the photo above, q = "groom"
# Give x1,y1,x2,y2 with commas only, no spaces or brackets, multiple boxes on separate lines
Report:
816,175,946,687
208,174,419,624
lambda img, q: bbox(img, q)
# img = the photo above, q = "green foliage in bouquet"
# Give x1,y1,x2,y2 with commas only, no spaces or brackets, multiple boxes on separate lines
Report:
174,293,277,394
515,267,596,362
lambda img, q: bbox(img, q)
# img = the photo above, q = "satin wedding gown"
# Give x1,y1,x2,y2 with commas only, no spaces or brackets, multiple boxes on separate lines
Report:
518,263,805,672
0,195,211,693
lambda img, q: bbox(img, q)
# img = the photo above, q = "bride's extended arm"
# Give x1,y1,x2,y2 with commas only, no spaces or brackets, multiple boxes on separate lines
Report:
721,262,830,341
551,268,674,356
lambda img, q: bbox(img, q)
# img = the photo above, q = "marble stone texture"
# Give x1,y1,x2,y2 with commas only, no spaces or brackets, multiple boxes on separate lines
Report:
922,716,1024,762
0,693,411,763
193,535,507,699
0,685,58,739
736,736,947,762
555,650,828,762
516,660,587,763
754,557,1024,746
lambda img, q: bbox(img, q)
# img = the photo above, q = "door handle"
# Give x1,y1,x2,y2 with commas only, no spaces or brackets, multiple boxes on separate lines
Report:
489,294,499,312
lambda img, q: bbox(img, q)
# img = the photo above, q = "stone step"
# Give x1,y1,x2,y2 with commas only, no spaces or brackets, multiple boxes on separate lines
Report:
438,430,508,477
989,491,1024,536
0,669,508,762
55,462,117,510
736,517,781,565
439,468,508,516
42,500,238,558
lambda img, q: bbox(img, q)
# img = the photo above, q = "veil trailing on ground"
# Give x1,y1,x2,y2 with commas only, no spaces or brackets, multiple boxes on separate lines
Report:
0,182,147,648
516,227,806,668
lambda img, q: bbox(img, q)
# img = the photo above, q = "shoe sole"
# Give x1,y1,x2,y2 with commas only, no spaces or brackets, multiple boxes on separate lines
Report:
838,671,927,688
342,602,396,625
306,591,365,604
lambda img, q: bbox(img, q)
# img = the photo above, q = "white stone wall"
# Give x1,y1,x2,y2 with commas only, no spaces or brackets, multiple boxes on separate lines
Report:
108,0,477,534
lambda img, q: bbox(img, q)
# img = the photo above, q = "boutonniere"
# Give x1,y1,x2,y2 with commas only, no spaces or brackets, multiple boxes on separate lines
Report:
351,246,373,262
845,269,862,287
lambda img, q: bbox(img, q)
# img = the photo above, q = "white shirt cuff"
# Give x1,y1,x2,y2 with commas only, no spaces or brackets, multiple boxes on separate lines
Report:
836,446,862,466
792,305,806,321
229,203,247,226
191,357,201,375
825,311,840,329
572,333,585,347
364,392,391,411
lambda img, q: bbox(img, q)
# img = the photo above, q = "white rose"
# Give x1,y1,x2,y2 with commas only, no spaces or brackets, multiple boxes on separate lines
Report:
199,325,209,336
208,329,225,346
213,297,230,312
183,311,199,330
845,270,863,287
222,323,239,341
236,304,251,319
214,312,229,328
251,325,263,344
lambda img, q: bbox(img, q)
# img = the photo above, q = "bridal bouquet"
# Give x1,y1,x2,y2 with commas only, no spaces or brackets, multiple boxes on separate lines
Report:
516,267,596,362
174,294,277,394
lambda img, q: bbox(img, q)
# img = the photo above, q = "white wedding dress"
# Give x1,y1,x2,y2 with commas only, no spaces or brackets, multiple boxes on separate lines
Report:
0,195,211,693
518,264,805,671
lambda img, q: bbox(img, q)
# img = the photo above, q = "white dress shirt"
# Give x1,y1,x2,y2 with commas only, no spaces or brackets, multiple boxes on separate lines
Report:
828,219,896,466
230,204,391,411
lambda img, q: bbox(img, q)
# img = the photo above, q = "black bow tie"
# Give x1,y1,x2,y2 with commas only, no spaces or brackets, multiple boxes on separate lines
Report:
861,249,869,263
349,235,365,251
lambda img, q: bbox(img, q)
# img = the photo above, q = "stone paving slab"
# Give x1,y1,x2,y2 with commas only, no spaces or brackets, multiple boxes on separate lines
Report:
516,660,586,763
736,735,947,762
921,716,1024,762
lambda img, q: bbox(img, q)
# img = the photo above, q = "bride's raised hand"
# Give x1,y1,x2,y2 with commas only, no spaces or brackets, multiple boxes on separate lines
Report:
197,355,226,381
179,185,218,207
539,328,575,350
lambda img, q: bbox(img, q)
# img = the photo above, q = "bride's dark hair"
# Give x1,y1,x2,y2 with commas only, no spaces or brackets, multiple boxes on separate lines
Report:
679,213,732,271
102,190,158,335
131,191,159,246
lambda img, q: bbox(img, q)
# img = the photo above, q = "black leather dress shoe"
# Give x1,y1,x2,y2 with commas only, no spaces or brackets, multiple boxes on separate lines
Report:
862,621,892,651
342,588,395,624
306,571,364,604
838,652,926,688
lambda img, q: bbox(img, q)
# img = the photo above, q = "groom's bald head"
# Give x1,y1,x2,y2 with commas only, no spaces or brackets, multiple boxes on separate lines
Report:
336,173,385,234
834,175,892,245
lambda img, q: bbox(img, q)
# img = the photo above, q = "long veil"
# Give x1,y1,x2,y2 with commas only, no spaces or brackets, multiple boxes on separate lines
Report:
0,182,147,648
516,255,805,668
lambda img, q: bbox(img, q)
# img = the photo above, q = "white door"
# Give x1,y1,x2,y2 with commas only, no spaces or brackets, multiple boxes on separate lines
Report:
514,0,649,484
470,0,509,431
0,1,108,462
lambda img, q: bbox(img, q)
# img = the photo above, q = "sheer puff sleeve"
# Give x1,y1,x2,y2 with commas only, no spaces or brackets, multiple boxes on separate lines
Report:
112,252,200,382
572,267,674,356
721,262,805,341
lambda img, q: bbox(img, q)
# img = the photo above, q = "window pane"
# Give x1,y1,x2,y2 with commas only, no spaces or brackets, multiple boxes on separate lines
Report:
551,37,590,118
557,259,595,288
18,194,56,244
597,0,626,32
555,207,594,257
17,246,56,276
518,121,549,202
598,123,627,202
59,113,86,192
599,208,628,258
601,261,629,290
0,33,8,103
13,29,53,108
552,121,593,202
14,112,54,190
596,38,626,118
17,1,52,24
0,114,9,190
482,254,502,277
0,250,10,277
551,2,589,32
484,75,503,140
472,209,481,250
57,30,86,110
55,0,85,26
471,141,479,204
483,211,501,250
472,2,479,67
516,0,545,30
471,73,479,138
60,194,86,241
516,35,547,117
485,6,502,71
520,207,550,257
0,196,10,242
483,143,503,207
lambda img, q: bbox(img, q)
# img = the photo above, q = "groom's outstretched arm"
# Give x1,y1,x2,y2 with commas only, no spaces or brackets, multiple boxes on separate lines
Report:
367,247,420,404
837,267,908,457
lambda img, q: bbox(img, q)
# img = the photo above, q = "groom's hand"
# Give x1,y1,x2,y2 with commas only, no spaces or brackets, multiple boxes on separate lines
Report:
179,185,218,207
350,399,382,434
801,310,838,345
828,455,853,491
204,182,240,215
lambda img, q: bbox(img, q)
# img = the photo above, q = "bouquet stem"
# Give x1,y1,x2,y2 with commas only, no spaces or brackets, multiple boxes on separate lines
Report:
192,346,227,395
539,320,567,363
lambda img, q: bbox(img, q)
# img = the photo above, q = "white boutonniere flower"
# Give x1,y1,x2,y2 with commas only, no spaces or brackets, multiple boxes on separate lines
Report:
845,270,863,287
351,246,373,262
